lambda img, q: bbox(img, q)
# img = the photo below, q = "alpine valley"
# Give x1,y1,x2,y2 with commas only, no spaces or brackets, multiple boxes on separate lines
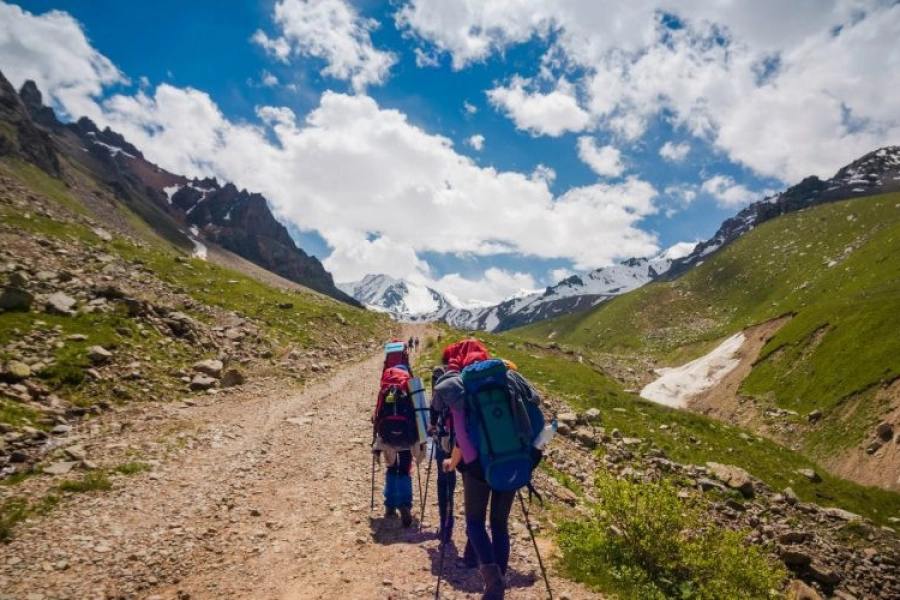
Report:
4,64,900,600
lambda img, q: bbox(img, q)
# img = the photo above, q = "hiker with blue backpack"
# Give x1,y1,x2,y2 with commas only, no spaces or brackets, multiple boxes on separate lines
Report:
433,339,544,600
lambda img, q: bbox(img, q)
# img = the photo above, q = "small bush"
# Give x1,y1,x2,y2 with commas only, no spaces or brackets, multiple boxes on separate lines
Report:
57,472,112,493
0,497,30,543
114,461,151,476
34,494,60,515
559,472,787,599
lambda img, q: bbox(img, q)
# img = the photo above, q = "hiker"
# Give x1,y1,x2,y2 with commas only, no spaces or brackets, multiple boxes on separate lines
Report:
372,363,425,528
408,336,415,351
414,336,420,351
430,355,479,569
434,340,543,600
428,364,459,544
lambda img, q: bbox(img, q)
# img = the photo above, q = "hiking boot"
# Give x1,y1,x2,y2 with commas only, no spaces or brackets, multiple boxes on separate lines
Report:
399,507,413,528
479,564,505,600
384,507,398,518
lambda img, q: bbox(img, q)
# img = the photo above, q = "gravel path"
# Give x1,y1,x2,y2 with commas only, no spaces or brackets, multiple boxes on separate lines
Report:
1,342,601,600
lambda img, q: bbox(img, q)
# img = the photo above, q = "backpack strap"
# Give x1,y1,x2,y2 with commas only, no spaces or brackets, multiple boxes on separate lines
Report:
466,389,499,460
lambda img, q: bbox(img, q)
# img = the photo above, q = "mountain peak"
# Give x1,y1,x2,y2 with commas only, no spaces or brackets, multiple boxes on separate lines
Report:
338,275,454,315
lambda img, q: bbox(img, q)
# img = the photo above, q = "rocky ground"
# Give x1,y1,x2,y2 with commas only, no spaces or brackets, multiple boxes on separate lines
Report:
0,170,375,482
0,343,601,600
3,168,900,599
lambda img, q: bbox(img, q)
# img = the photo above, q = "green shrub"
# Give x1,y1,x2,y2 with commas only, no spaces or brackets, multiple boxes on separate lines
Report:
113,461,151,476
559,472,787,599
0,497,30,543
57,472,112,493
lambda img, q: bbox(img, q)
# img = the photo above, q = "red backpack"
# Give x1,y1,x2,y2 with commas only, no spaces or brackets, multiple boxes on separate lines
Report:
373,366,418,448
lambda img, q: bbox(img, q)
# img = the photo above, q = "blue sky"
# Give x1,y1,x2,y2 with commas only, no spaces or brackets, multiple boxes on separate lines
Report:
2,1,898,306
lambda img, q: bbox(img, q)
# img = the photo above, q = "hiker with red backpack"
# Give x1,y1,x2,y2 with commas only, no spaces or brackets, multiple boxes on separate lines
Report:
372,341,427,528
433,339,544,600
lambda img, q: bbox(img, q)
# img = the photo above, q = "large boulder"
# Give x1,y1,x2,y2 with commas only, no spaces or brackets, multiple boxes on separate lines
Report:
706,462,755,497
0,286,33,311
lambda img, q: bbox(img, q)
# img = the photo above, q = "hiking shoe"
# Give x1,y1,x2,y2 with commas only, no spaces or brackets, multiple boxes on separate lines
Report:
399,507,412,528
384,507,398,518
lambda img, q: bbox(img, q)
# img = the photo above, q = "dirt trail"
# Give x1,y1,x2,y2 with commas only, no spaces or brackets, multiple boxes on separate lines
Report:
2,337,599,599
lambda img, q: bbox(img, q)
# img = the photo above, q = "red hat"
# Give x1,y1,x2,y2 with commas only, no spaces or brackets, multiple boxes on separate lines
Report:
456,339,490,368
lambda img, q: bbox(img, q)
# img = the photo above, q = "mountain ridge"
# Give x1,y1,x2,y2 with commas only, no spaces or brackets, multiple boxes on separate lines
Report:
1,70,357,307
344,146,900,332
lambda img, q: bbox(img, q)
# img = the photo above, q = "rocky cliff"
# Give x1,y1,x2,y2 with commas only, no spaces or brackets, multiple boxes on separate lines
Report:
1,69,356,307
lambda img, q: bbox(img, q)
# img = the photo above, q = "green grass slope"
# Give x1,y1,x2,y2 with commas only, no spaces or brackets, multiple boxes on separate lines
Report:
0,158,393,413
420,332,900,526
516,192,900,458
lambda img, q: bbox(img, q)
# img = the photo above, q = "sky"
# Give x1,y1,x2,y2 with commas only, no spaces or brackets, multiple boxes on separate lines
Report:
1,0,898,307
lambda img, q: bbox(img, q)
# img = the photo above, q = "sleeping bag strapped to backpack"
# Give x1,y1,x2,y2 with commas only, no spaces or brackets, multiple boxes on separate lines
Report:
374,366,418,449
461,358,543,492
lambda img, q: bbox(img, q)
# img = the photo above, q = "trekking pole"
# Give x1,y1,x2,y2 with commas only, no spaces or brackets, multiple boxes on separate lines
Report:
434,462,453,599
370,450,377,511
517,490,553,600
419,436,435,530
415,459,423,519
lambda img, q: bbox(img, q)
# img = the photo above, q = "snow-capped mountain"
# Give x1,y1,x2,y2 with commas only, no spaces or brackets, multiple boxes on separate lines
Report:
337,274,455,315
344,146,900,333
430,254,676,332
344,254,677,332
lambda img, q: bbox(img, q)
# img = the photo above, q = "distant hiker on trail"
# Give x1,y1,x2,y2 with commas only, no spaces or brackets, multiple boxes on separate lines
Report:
408,336,415,351
433,339,544,600
414,336,420,351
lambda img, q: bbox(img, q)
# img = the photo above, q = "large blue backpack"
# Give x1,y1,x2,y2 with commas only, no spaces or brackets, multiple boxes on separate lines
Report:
461,358,544,492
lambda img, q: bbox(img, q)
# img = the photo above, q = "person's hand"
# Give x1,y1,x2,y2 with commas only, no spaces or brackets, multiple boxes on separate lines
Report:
427,424,437,436
442,458,452,473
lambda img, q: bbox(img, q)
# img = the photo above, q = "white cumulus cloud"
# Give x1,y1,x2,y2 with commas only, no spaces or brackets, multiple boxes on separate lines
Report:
253,0,396,93
577,137,624,177
398,0,900,183
487,76,590,137
433,268,539,306
659,141,691,162
0,2,126,119
466,134,485,151
701,175,758,208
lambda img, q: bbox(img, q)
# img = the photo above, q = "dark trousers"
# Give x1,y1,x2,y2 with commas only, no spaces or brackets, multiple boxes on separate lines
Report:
463,469,515,573
434,442,457,535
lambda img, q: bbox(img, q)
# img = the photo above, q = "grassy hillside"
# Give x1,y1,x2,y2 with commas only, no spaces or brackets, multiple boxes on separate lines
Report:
420,332,900,526
516,192,900,456
0,158,392,418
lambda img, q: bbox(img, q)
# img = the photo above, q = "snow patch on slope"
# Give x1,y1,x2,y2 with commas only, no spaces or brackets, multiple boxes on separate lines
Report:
640,332,746,408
